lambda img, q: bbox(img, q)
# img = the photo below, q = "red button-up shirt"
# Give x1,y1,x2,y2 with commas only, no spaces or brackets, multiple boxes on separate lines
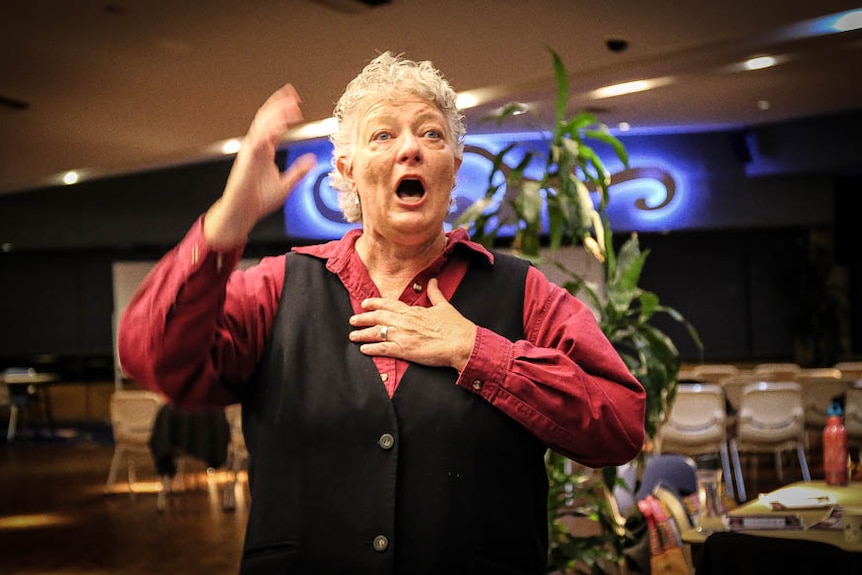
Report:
118,218,645,467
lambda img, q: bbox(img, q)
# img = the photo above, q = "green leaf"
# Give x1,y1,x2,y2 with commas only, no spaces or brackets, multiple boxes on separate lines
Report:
612,235,648,294
574,177,596,230
483,102,531,124
478,47,705,574
454,197,493,228
550,49,569,134
561,112,598,135
583,128,630,167
516,180,543,225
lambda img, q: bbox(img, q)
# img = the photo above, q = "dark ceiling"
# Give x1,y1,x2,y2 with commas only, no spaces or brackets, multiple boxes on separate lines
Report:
2,0,861,195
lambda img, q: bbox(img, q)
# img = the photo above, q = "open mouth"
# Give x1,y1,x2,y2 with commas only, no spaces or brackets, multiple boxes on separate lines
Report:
396,178,425,203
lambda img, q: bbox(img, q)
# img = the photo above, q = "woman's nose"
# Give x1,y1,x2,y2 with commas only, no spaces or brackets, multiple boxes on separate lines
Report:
397,133,423,163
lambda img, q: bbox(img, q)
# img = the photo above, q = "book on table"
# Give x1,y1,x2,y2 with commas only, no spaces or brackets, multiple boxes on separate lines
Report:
727,513,805,531
728,485,838,532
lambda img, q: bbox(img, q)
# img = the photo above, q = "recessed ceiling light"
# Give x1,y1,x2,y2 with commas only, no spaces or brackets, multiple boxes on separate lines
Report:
455,93,480,110
221,139,242,155
833,9,862,32
757,100,771,111
62,171,79,185
589,77,673,99
744,56,777,71
286,116,339,140
617,122,631,132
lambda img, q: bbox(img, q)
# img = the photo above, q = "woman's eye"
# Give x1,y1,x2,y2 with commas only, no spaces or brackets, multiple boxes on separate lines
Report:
424,129,443,139
372,131,391,142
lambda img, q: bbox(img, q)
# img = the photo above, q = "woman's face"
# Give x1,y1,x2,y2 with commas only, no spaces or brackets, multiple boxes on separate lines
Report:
338,97,461,246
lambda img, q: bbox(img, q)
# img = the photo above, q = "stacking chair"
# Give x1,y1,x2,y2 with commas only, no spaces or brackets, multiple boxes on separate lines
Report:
717,373,761,416
729,382,810,501
656,384,736,500
0,369,46,441
1,378,35,441
751,363,802,382
636,453,699,498
689,364,739,384
846,387,862,455
677,367,698,382
222,403,249,510
797,376,851,442
834,362,862,382
105,389,166,493
797,368,842,381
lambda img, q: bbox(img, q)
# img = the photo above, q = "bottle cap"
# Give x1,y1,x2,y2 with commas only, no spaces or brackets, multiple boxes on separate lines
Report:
827,400,843,418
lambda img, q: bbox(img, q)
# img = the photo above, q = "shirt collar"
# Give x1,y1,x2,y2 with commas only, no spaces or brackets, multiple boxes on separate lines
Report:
292,227,495,274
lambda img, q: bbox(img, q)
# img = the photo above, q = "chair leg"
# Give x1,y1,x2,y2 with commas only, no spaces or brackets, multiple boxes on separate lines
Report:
127,456,137,493
7,405,18,441
797,444,811,482
719,442,736,501
222,449,238,511
223,475,237,511
106,449,123,492
157,475,170,512
775,450,784,483
730,439,746,502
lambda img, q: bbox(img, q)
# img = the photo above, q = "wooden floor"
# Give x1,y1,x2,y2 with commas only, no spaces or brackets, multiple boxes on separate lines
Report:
0,424,838,575
0,426,249,575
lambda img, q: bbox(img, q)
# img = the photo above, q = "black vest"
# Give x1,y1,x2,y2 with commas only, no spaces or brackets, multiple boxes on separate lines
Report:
239,251,548,575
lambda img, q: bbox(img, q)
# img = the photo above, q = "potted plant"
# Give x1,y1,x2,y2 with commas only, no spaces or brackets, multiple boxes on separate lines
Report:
457,49,701,574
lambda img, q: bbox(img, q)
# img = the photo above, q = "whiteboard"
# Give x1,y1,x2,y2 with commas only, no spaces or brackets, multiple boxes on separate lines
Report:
111,258,260,386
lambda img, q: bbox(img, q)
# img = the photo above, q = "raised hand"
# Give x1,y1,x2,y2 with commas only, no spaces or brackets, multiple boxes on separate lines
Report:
204,84,317,250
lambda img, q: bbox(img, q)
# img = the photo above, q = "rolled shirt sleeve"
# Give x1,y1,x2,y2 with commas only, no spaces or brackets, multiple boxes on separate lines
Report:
456,266,646,468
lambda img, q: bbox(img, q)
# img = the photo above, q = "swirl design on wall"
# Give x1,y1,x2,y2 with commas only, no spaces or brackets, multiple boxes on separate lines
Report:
461,144,676,213
306,143,677,228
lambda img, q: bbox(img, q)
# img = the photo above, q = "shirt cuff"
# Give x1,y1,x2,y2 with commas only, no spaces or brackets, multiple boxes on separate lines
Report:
187,215,244,276
456,326,512,399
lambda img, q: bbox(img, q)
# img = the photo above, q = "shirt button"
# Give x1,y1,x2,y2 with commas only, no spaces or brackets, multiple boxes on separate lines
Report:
380,373,388,382
412,282,423,293
378,433,395,450
471,380,483,391
373,535,389,552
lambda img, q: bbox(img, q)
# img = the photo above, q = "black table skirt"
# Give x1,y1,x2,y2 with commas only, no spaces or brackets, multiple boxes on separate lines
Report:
696,531,862,575
148,404,230,477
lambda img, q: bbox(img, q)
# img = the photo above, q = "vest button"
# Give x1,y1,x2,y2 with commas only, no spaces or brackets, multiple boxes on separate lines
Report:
471,380,483,390
412,282,423,293
378,433,395,450
373,535,389,552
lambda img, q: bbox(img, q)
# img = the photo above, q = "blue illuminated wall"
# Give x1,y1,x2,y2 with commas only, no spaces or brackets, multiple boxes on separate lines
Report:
283,129,834,241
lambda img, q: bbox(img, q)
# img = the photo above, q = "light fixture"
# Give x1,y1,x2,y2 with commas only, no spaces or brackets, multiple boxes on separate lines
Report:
833,9,862,32
221,138,242,155
286,116,340,140
455,92,480,110
589,77,673,99
62,171,79,185
743,56,777,71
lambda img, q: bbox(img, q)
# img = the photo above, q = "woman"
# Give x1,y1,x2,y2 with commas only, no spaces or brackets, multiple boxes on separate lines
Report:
119,52,645,575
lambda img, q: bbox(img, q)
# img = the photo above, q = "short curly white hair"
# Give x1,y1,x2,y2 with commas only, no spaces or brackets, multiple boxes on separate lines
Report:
329,51,466,223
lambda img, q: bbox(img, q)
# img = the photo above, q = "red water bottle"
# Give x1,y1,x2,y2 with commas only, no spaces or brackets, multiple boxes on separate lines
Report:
823,400,849,486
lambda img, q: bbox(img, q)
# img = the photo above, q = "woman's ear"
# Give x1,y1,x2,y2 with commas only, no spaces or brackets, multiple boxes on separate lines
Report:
336,156,353,185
